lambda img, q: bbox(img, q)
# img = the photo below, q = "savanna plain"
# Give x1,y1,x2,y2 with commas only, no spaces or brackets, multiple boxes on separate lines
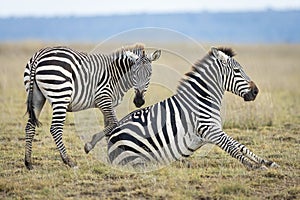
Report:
0,42,299,199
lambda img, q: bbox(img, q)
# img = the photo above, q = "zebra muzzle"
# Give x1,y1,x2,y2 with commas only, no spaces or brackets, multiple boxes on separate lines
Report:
133,90,145,108
244,81,259,101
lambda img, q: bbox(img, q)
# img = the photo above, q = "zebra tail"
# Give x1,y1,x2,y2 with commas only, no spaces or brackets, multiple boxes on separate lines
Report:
26,58,41,127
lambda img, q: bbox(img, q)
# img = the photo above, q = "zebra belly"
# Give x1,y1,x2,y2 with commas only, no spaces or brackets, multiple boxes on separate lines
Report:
67,78,96,112
67,96,95,112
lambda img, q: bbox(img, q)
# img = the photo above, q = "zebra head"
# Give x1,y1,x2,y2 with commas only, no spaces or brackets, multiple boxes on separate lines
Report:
126,49,161,107
211,47,259,101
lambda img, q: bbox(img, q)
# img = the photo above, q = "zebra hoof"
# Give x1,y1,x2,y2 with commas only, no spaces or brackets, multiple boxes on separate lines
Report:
259,165,268,170
62,156,77,168
84,142,93,154
68,161,77,168
73,165,79,170
270,162,280,168
25,160,33,170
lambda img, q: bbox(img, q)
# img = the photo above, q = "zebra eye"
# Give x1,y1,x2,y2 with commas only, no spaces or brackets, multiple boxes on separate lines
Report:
233,68,240,73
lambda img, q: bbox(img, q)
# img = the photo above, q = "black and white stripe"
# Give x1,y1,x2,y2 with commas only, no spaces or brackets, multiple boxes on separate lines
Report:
23,44,161,170
105,47,279,170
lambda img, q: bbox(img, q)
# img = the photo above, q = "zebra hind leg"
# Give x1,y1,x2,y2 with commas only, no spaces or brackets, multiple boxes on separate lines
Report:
25,120,36,170
50,105,76,168
24,86,46,170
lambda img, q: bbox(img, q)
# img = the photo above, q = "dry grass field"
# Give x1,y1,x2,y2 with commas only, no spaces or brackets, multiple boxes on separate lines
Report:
0,42,299,199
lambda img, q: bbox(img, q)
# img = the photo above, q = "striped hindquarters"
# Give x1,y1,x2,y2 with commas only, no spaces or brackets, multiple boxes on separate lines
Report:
24,46,98,110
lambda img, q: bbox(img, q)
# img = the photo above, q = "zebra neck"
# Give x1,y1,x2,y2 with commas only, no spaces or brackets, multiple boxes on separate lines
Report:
176,62,225,115
109,56,134,97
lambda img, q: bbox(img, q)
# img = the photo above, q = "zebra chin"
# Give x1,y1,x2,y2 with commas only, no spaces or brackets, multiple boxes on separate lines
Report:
243,92,257,101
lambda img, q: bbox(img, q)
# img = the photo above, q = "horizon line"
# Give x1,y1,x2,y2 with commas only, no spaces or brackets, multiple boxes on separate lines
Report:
0,8,299,19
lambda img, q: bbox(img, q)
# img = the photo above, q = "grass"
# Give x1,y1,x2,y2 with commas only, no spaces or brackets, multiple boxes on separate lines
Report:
0,42,299,199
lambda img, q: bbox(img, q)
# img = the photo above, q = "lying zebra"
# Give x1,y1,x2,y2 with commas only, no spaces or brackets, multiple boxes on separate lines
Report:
86,47,279,170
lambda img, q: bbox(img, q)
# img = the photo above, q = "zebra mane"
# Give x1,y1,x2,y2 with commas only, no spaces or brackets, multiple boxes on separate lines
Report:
187,47,236,73
112,43,145,58
183,47,236,83
209,47,236,57
185,52,213,76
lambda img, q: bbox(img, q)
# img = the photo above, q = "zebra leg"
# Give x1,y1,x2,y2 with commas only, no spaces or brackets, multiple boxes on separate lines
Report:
24,86,46,170
214,131,277,170
103,115,109,127
84,105,117,153
237,144,280,168
25,120,36,170
50,105,76,168
84,123,118,154
84,130,106,153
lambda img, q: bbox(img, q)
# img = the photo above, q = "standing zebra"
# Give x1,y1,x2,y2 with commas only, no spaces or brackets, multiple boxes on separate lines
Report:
101,47,279,170
23,44,161,170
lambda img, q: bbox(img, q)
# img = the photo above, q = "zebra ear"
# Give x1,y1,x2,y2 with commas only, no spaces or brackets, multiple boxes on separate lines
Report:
148,50,161,62
211,47,228,63
211,47,219,58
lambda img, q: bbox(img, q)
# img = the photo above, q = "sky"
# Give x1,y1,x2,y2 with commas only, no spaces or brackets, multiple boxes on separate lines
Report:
1,0,300,17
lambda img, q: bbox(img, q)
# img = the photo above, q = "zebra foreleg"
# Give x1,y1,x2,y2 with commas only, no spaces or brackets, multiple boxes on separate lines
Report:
84,131,106,153
85,103,118,153
237,144,280,169
103,115,109,128
84,123,117,153
215,132,278,170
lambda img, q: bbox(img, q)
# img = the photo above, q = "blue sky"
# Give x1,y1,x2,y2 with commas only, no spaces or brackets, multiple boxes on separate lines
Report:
1,0,300,17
